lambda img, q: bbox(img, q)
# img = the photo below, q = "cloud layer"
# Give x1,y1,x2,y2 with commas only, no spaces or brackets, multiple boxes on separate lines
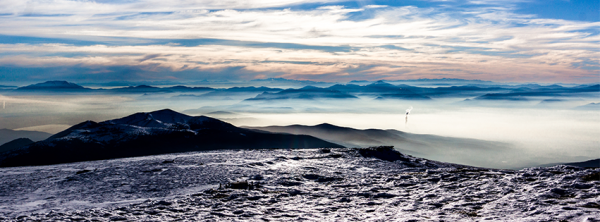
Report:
0,0,598,83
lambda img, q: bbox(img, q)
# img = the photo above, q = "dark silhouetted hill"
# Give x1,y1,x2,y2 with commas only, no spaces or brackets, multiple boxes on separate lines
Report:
246,86,357,100
0,138,34,154
538,159,600,168
329,81,431,100
246,123,513,168
0,109,342,167
0,129,52,145
16,81,90,92
475,84,599,101
575,102,600,110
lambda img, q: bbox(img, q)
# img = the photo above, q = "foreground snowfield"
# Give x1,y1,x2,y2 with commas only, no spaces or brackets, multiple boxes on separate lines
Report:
0,147,598,221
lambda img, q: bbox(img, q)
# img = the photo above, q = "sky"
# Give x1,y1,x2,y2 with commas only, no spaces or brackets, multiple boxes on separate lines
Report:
0,0,598,84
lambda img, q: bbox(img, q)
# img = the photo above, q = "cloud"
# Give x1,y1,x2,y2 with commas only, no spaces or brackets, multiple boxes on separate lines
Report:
0,1,597,83
364,5,388,9
137,54,161,62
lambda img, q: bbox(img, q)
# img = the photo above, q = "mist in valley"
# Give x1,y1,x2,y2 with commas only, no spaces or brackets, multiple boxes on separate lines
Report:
1,83,597,169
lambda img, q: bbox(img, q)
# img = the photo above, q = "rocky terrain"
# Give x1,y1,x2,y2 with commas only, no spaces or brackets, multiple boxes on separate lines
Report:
0,147,598,221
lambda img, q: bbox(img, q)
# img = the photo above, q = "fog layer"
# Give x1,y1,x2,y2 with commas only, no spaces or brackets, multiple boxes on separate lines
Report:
1,81,598,169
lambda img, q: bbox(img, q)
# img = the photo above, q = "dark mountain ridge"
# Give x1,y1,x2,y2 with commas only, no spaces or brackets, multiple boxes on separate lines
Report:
246,123,514,168
107,85,214,94
475,84,600,101
9,81,598,101
0,129,52,145
0,109,342,167
328,81,432,100
0,138,34,154
538,158,600,168
192,86,283,98
246,86,357,100
15,81,91,93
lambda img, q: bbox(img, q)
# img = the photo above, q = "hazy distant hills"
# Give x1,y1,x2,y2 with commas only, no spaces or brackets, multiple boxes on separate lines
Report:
0,109,342,167
248,123,415,150
195,86,282,98
0,129,52,145
173,86,284,101
325,82,429,100
18,80,85,90
7,80,599,103
348,78,496,87
15,80,91,93
12,81,215,94
328,81,506,99
246,86,357,100
246,123,513,168
107,85,215,94
410,85,506,97
474,84,600,101
250,77,329,87
575,102,600,110
0,84,16,88
537,158,600,168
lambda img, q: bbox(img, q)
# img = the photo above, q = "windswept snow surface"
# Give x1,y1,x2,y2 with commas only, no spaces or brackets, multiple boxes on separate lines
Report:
0,147,598,221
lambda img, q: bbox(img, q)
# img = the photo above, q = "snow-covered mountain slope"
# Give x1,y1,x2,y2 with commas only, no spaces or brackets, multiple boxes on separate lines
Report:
0,147,597,221
0,109,342,167
104,109,194,128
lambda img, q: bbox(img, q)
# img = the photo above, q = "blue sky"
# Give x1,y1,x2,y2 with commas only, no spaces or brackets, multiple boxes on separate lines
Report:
0,0,598,83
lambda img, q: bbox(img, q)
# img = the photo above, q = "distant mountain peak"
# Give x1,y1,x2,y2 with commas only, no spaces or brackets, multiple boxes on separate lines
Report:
312,123,354,130
300,85,320,89
314,123,339,128
149,108,184,115
0,109,342,167
245,86,357,100
106,109,193,128
18,81,85,90
368,80,394,86
0,138,34,154
251,77,321,83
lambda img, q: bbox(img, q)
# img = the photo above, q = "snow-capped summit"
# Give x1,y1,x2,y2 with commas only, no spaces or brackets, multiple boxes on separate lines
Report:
105,109,193,128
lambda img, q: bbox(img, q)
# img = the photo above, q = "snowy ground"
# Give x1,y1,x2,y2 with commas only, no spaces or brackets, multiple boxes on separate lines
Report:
0,147,598,221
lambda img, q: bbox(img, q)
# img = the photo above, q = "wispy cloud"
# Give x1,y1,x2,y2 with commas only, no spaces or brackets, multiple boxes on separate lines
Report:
0,0,597,83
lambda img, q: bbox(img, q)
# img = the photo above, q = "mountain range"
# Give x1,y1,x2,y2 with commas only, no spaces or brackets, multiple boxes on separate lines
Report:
575,102,600,110
246,123,514,168
245,86,357,100
474,84,600,101
16,80,86,90
106,85,213,94
0,109,341,167
0,128,52,145
0,138,34,154
7,80,600,103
